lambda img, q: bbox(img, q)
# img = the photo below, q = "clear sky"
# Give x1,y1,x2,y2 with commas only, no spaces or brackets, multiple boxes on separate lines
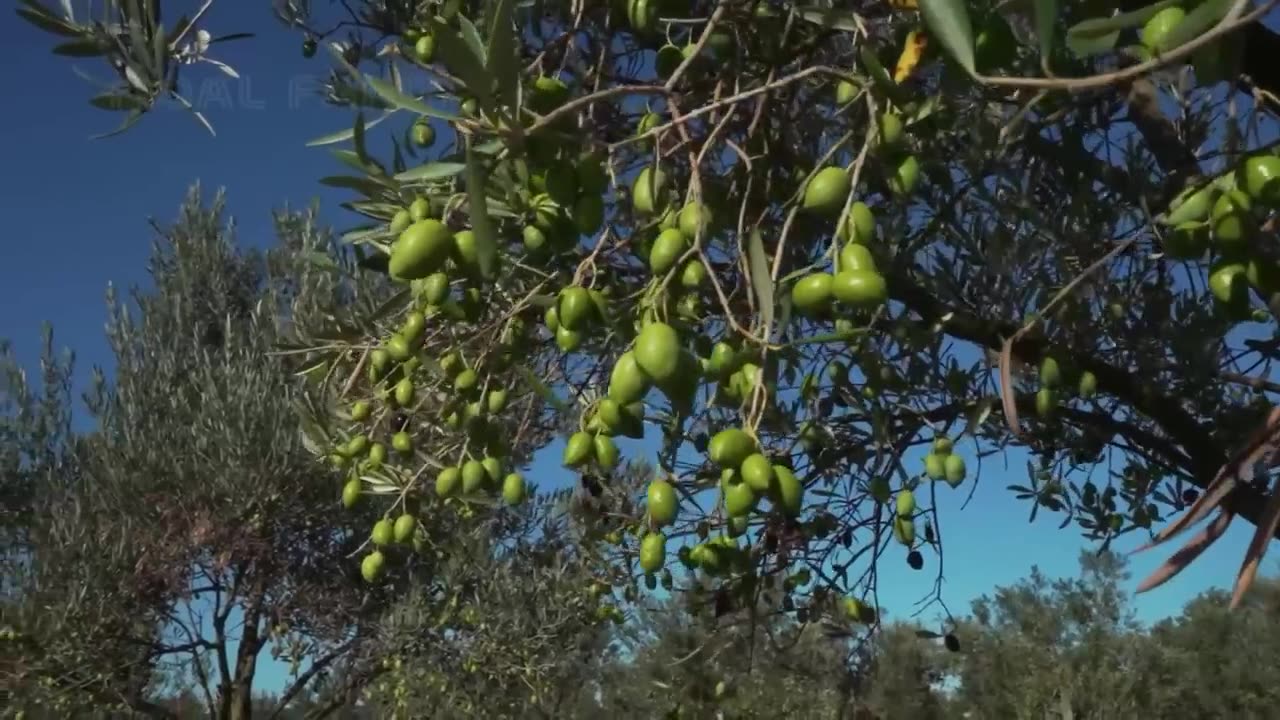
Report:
3,1,1276,697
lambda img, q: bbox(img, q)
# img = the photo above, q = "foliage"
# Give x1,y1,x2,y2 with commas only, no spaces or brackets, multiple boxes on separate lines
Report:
0,188,586,718
943,552,1280,719
14,0,252,137
569,552,1280,720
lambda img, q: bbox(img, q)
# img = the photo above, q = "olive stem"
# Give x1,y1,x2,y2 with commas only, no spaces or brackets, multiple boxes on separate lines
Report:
611,65,856,151
663,4,728,92
978,0,1276,92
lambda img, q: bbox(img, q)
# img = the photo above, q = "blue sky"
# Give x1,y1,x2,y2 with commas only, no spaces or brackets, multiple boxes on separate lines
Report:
4,1,1277,698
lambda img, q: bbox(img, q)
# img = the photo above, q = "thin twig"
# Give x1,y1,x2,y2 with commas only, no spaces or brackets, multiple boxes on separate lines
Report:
979,0,1275,92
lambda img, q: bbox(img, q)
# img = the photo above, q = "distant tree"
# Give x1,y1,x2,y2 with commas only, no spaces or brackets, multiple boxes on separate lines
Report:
1,189,397,718
1141,575,1280,717
942,550,1153,719
577,572,951,720
2,186,615,719
0,188,544,717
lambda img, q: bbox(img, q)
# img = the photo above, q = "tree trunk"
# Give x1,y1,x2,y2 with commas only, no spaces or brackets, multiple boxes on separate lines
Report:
226,594,266,720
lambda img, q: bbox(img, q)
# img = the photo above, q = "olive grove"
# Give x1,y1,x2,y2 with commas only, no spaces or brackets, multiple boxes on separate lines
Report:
10,0,1280,716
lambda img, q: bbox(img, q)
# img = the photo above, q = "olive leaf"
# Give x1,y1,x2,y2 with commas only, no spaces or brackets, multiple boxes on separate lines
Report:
89,91,149,112
918,0,975,76
305,111,395,147
391,135,408,174
1065,27,1122,58
1152,0,1233,54
1065,0,1181,49
344,201,403,222
473,138,507,155
52,38,108,56
1031,0,1058,70
431,17,496,112
295,406,332,456
464,140,499,280
16,1,83,37
858,45,908,109
395,162,468,182
318,176,390,196
485,0,520,111
368,288,415,325
302,251,340,272
331,148,384,177
89,109,146,140
352,111,371,167
458,16,488,64
747,228,774,338
792,7,860,32
364,74,460,121
516,365,571,413
341,226,389,245
963,396,996,439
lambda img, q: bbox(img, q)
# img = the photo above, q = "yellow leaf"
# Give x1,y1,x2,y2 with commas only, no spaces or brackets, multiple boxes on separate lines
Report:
889,0,919,9
893,29,929,83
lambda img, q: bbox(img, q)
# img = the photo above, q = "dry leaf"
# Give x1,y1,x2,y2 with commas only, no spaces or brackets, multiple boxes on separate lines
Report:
1133,407,1280,609
1135,510,1232,593
998,339,1022,438
894,30,929,83
1232,480,1280,608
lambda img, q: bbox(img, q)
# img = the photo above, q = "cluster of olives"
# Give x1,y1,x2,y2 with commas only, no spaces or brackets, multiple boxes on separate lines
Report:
1161,154,1280,321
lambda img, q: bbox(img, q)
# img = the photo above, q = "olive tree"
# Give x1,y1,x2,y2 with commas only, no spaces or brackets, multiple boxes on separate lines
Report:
17,0,1280,714
0,188,590,719
1,190,396,718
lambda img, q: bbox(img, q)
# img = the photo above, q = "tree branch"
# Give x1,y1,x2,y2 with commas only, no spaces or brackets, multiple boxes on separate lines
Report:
1125,76,1200,186
269,636,361,719
890,275,1280,540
